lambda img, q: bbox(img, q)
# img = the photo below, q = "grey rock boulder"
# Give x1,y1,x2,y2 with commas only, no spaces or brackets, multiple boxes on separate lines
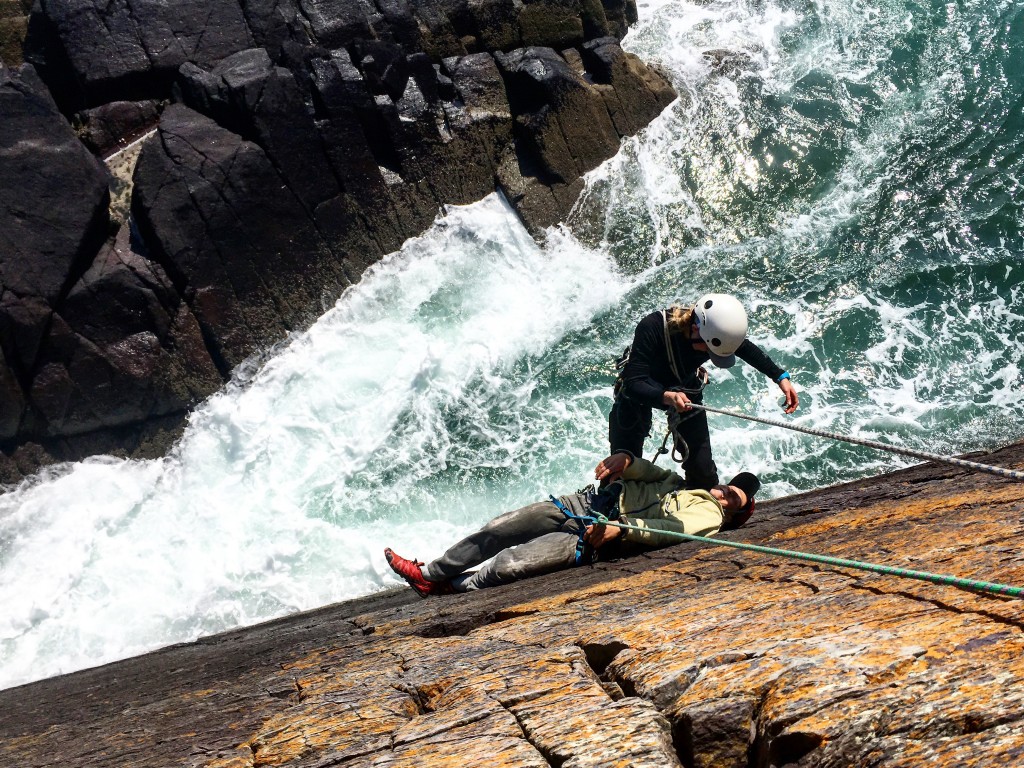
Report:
0,63,110,305
27,226,221,437
131,103,352,372
74,99,161,156
582,36,676,135
2,0,677,482
31,0,254,108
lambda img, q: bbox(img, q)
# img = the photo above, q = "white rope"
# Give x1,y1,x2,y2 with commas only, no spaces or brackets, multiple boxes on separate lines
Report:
102,127,158,162
688,404,1024,482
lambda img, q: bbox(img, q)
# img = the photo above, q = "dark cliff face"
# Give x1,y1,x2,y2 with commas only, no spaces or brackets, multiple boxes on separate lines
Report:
0,0,677,484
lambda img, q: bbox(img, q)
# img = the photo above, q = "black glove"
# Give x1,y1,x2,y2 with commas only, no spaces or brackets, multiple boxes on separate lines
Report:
590,480,623,519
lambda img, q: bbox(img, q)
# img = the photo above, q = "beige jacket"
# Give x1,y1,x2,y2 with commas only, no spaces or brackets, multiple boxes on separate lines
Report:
616,457,726,547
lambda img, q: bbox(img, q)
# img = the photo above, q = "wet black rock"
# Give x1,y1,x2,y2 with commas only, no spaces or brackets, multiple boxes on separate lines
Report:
0,61,111,444
1,0,676,484
74,100,161,156
0,63,110,305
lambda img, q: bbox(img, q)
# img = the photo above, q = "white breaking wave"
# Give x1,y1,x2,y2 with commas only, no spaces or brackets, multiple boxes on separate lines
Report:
0,196,625,689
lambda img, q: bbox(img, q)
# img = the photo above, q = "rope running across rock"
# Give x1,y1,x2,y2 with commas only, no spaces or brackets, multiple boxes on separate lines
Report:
637,403,1024,596
591,518,1024,599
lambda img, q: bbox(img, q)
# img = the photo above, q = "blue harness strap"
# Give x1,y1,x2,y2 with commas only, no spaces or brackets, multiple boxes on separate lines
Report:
550,495,598,565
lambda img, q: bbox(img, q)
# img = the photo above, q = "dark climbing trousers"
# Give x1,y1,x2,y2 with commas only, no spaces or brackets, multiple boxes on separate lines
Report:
608,397,719,490
421,496,592,591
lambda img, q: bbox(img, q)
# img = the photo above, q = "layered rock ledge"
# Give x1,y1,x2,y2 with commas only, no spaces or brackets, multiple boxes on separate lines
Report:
0,0,676,483
3,442,1023,767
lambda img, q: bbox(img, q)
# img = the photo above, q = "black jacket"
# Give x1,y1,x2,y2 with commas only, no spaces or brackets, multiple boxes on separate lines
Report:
619,309,786,409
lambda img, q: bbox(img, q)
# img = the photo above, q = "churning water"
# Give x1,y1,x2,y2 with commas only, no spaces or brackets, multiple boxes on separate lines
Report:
1,0,1022,689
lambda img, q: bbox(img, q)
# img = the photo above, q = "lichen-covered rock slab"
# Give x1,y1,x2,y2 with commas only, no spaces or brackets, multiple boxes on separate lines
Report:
2,444,1024,766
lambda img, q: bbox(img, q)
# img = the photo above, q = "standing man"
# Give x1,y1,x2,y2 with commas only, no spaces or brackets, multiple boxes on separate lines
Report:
610,294,797,490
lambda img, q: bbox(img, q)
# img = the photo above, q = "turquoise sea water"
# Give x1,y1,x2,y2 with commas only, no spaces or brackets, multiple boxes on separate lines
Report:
0,0,1022,689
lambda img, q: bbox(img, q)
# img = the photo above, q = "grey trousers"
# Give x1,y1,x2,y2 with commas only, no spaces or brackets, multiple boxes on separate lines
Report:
421,497,588,591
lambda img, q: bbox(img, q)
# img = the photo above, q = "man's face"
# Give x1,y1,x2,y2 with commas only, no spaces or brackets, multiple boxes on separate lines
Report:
711,484,747,511
689,322,709,351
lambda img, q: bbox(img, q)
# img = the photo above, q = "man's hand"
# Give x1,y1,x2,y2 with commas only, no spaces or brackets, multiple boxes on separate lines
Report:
595,452,631,483
779,378,799,414
584,522,622,547
663,390,692,412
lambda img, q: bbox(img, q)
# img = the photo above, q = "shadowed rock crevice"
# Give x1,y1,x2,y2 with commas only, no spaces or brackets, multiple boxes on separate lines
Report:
798,578,827,596
766,730,826,766
578,639,630,676
394,681,434,716
265,677,302,701
850,583,1024,630
735,569,823,596
563,584,630,604
493,607,543,621
501,700,566,768
671,697,763,768
407,612,504,638
745,683,823,768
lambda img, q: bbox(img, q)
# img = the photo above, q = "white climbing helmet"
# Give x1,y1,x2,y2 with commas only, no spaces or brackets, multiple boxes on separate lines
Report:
693,293,748,367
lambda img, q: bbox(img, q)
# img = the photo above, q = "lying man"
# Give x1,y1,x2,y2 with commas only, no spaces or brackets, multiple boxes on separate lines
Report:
385,450,760,597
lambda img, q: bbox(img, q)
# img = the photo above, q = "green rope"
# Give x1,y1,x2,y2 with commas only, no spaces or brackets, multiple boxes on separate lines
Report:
688,404,1024,482
592,518,1024,598
629,406,1024,595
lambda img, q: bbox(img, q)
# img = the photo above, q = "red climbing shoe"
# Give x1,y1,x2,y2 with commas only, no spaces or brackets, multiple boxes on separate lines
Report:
384,548,452,598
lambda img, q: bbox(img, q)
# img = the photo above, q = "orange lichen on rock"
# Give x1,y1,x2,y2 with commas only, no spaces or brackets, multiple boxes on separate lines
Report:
3,445,1024,767
231,463,1024,766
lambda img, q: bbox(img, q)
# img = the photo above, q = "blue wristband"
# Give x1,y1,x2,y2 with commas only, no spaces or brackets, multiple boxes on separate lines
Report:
776,371,790,382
